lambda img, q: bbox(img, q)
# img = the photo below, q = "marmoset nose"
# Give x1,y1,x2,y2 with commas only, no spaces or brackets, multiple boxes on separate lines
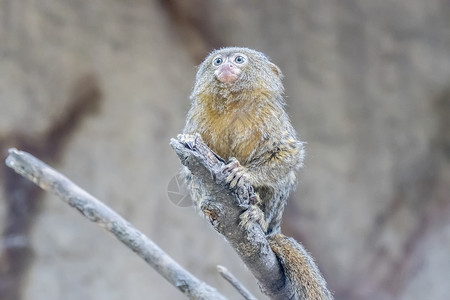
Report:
214,63,241,83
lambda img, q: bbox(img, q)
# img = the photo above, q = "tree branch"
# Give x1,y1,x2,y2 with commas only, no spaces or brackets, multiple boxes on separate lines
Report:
170,134,295,300
4,148,227,300
217,265,258,300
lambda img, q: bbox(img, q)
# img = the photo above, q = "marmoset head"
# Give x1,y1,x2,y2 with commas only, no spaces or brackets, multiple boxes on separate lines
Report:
191,47,284,100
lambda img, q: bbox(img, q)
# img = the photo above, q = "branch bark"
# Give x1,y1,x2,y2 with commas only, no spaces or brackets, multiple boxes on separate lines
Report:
170,135,295,300
4,148,227,300
217,265,258,300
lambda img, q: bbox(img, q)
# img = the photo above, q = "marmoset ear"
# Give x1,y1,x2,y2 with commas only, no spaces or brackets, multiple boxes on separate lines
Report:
269,62,283,79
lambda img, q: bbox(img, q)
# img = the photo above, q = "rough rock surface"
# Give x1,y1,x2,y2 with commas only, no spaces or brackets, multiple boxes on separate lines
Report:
1,1,449,299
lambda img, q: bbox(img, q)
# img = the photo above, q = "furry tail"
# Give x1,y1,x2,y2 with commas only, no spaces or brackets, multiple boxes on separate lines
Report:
268,234,333,300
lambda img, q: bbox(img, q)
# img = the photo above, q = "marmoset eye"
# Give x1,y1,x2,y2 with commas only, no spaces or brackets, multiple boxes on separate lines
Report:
235,55,246,64
213,57,223,66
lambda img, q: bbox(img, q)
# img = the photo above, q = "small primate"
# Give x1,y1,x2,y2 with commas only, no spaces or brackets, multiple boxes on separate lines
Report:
180,47,332,300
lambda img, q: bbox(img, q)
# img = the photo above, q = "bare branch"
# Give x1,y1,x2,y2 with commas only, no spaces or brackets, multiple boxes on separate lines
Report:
217,265,258,300
170,135,295,300
5,148,227,300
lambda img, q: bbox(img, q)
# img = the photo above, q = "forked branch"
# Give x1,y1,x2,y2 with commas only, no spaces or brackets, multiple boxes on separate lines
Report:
5,148,226,300
170,134,294,300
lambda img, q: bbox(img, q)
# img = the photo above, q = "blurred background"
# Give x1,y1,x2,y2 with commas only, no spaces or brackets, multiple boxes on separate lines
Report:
1,1,449,299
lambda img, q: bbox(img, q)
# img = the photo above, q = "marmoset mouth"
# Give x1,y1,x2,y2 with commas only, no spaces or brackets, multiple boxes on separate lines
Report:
215,65,241,83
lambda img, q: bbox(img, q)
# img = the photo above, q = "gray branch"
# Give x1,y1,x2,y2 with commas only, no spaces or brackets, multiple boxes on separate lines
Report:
170,135,295,300
217,265,258,300
5,148,227,300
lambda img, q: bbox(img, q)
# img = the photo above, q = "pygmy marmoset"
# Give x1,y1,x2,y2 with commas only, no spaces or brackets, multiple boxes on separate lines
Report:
180,47,332,300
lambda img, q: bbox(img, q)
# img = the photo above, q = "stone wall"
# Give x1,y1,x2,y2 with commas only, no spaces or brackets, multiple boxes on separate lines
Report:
1,1,449,299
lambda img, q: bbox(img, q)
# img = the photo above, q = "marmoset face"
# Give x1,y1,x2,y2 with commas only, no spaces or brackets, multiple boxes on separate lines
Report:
192,47,284,99
211,52,248,83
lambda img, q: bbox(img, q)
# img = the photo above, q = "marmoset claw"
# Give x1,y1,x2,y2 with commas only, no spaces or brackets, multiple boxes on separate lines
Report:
177,133,201,150
222,158,249,189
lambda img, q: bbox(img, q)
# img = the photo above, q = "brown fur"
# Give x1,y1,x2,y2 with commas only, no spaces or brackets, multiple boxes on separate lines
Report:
181,47,332,299
270,234,333,299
